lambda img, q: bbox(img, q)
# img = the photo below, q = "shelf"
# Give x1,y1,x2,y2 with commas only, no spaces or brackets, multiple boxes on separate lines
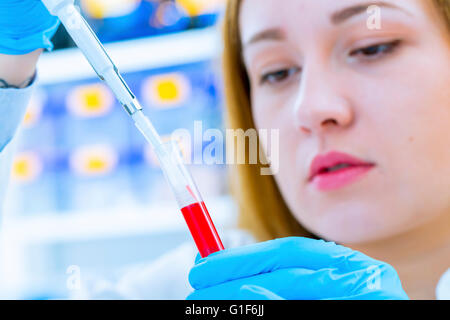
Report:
37,26,222,85
1,196,237,245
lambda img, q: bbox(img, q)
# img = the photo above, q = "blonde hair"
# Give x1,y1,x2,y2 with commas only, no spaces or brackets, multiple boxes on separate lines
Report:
434,0,450,31
221,0,450,241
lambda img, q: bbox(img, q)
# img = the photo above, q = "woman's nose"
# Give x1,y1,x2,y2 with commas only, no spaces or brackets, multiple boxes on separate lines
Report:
293,66,354,135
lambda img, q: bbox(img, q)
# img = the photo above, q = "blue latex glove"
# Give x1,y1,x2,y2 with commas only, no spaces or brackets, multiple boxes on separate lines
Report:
0,0,60,55
187,237,409,300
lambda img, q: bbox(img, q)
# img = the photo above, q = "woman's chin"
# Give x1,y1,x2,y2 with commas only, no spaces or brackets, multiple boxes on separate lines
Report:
298,204,409,245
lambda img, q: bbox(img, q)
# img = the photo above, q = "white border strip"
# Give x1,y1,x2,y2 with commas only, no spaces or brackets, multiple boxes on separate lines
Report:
37,26,222,85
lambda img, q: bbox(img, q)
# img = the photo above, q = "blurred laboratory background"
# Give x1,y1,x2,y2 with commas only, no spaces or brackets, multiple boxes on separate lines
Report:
0,0,236,299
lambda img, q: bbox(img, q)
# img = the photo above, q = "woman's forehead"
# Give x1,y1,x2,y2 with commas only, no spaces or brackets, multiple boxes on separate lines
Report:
239,0,422,45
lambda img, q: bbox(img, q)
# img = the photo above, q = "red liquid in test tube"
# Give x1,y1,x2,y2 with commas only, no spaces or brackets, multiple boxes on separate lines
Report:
181,201,225,258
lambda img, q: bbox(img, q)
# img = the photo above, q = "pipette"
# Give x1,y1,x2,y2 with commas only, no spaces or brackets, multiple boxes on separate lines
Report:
41,0,224,258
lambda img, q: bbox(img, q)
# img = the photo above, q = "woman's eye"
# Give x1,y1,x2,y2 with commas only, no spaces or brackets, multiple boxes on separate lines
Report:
350,40,401,60
259,67,301,86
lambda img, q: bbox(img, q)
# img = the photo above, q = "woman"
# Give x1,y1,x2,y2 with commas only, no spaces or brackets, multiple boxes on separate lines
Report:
0,0,448,300
193,0,449,300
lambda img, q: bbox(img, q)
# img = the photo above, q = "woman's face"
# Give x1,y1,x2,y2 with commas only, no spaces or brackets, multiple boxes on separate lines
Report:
240,0,450,244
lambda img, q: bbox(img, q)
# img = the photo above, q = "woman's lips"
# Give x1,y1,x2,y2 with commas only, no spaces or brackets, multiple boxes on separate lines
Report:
309,151,375,191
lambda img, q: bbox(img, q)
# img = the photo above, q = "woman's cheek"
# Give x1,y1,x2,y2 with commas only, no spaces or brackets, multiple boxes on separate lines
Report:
253,90,304,187
254,95,311,216
365,53,450,199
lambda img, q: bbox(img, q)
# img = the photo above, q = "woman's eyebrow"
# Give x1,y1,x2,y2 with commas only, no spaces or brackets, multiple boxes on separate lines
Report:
244,28,285,48
331,1,411,25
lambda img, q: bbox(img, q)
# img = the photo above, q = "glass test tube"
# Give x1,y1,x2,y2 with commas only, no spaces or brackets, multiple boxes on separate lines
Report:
155,142,225,258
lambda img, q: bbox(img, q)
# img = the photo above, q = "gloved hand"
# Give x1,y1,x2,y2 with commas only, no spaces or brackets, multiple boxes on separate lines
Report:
0,0,60,55
187,237,409,300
